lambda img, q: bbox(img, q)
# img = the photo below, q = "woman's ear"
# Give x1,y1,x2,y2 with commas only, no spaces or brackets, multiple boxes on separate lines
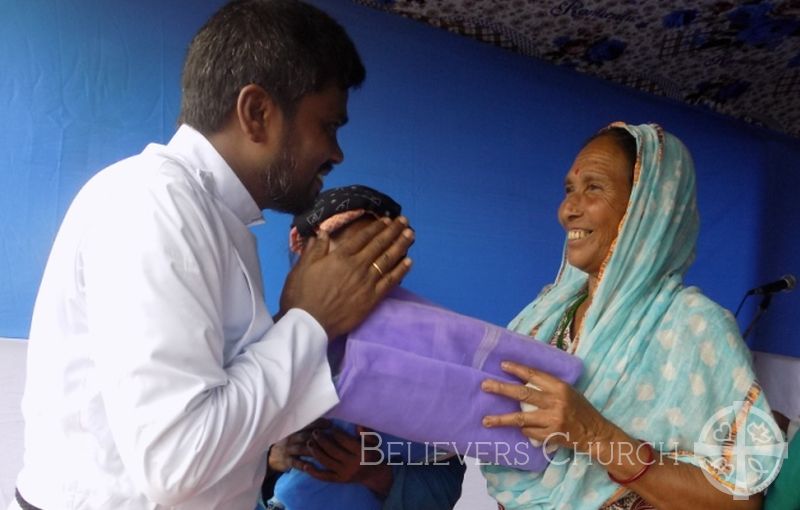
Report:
235,84,283,144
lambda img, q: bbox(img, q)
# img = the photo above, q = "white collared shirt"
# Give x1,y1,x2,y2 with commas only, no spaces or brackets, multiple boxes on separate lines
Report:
14,125,339,509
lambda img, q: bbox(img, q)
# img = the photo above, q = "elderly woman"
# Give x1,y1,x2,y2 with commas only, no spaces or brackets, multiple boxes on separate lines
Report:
480,123,781,509
265,185,466,510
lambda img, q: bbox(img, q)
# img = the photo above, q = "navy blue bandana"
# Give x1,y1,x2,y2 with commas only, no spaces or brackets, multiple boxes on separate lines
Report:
291,185,402,238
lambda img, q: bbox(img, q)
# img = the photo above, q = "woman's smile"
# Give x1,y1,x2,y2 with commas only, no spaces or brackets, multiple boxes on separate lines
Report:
566,229,592,241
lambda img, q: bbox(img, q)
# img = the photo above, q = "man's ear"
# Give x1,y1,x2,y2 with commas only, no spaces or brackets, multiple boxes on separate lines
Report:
235,84,282,144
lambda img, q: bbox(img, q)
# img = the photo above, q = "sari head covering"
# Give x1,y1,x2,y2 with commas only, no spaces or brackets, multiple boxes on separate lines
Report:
289,184,402,253
482,123,783,509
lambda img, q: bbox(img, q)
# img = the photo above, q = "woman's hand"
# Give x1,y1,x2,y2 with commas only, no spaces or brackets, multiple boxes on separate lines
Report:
480,361,618,455
291,425,393,497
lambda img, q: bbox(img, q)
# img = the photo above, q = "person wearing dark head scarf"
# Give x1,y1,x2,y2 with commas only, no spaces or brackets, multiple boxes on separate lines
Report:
265,185,465,510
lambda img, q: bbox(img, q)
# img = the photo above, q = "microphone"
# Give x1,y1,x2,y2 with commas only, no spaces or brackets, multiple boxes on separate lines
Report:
746,275,796,296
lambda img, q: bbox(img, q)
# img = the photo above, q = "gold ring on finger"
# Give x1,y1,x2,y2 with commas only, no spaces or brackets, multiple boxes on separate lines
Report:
371,261,385,277
516,413,526,428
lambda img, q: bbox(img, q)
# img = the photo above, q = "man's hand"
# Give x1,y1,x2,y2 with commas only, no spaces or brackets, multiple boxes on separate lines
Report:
278,217,414,338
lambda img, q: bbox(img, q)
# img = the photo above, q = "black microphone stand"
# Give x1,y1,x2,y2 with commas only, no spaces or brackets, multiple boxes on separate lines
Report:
741,294,772,341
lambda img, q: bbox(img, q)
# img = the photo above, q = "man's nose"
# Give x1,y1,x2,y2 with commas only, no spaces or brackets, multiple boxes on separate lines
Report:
329,143,344,165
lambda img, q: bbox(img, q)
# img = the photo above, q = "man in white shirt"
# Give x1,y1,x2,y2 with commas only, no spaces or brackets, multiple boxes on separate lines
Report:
11,1,414,509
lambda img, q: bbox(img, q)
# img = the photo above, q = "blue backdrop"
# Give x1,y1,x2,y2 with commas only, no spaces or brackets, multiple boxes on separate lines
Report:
1,0,797,356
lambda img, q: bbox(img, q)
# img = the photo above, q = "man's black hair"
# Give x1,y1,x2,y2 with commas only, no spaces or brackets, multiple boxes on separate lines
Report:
179,0,365,133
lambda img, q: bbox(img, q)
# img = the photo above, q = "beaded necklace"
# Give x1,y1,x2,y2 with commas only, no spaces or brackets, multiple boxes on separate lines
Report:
553,292,589,351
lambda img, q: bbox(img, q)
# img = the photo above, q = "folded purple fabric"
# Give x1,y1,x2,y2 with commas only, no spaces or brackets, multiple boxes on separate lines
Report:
326,289,583,471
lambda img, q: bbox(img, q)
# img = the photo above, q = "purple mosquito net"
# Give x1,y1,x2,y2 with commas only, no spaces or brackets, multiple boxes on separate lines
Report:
326,289,583,471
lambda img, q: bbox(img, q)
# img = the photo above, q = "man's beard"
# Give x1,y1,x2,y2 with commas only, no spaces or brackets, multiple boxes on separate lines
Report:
260,136,317,215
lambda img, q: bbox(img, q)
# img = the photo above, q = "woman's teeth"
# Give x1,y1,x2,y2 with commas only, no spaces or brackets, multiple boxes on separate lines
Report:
568,229,591,240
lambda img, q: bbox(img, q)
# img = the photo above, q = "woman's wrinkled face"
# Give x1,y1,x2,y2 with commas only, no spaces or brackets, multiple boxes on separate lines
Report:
558,135,633,277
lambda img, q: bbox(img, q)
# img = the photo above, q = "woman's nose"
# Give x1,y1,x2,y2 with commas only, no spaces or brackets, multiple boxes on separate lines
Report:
562,194,583,218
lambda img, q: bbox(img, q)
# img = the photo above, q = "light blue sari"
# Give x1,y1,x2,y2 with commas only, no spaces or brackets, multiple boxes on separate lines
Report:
482,123,783,509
